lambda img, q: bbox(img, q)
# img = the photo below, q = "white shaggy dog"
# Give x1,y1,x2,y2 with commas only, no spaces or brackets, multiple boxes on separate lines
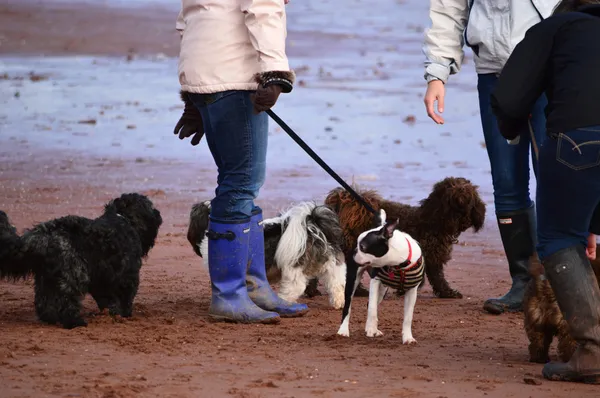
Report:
187,201,347,309
337,210,424,344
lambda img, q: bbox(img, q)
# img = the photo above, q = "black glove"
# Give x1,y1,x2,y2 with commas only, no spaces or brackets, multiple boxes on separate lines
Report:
174,91,204,146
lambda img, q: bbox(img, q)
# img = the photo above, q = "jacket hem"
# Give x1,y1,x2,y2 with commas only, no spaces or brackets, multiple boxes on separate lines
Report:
180,83,258,94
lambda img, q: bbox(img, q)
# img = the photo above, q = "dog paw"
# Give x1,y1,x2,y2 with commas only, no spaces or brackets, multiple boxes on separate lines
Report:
337,326,350,337
330,295,345,310
436,289,463,299
402,336,417,345
365,328,384,338
62,318,88,329
529,355,550,364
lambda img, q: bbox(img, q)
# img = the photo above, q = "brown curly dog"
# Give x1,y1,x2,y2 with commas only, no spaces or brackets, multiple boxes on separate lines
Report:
524,254,600,363
324,176,486,298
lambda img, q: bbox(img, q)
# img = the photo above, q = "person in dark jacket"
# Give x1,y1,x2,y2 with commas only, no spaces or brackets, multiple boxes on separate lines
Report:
491,0,600,384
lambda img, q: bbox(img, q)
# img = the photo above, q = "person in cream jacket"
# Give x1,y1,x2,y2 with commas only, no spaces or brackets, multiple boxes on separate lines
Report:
422,0,561,314
173,0,308,324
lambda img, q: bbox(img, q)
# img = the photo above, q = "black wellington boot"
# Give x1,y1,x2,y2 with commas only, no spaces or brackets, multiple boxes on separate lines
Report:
483,204,536,314
542,245,600,384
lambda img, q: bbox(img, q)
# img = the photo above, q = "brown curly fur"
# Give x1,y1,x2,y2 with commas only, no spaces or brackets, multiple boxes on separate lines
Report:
524,254,600,363
325,176,486,298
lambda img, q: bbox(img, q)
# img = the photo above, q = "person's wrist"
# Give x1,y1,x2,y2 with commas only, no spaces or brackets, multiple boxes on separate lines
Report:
254,71,295,94
263,78,291,94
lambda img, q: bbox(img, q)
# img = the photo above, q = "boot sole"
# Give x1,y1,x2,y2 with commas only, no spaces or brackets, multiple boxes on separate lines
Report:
543,369,600,384
208,314,281,325
544,374,600,384
483,300,523,315
279,308,309,318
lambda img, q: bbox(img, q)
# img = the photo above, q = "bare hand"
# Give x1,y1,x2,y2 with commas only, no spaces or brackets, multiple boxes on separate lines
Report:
587,233,597,261
424,80,445,124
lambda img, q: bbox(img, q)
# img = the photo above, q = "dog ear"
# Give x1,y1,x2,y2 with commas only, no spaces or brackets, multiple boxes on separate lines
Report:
111,197,127,212
383,218,399,239
470,200,486,232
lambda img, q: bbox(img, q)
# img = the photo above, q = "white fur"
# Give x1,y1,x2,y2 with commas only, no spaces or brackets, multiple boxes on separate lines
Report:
278,265,309,303
322,254,347,309
198,201,211,268
274,202,327,272
401,286,418,344
272,202,345,308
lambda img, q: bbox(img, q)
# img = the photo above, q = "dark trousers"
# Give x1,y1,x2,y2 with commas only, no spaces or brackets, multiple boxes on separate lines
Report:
477,73,547,214
536,127,600,260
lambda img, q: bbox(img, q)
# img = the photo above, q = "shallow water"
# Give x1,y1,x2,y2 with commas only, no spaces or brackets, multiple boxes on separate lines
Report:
0,0,537,211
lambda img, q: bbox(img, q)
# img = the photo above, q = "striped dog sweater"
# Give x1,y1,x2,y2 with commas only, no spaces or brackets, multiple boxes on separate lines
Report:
368,237,425,295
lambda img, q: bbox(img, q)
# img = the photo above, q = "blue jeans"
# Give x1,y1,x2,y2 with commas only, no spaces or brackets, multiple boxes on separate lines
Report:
536,127,600,260
189,90,268,222
477,73,548,214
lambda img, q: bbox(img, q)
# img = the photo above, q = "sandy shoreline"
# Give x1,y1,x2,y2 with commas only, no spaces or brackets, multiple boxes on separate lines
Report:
1,1,595,397
0,0,181,57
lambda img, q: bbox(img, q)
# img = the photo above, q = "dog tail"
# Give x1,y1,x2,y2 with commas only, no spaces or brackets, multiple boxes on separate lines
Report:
0,211,32,280
274,202,322,271
187,201,211,258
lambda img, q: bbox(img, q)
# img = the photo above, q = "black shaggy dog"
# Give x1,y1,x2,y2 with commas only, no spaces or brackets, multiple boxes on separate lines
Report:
0,193,162,329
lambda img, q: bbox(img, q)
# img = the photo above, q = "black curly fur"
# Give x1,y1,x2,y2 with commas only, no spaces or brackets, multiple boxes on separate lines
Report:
0,211,24,281
0,193,162,329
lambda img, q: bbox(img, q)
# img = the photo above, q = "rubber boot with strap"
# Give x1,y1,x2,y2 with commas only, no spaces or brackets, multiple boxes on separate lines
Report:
483,204,536,314
542,244,600,384
207,218,280,324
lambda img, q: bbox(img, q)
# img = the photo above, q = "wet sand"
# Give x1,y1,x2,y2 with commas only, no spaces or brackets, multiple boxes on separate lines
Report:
0,1,597,397
2,144,596,398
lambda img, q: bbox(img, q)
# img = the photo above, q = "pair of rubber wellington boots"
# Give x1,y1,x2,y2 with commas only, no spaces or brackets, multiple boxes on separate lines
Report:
206,210,308,324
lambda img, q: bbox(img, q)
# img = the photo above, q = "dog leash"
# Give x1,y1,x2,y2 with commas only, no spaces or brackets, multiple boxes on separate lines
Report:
266,109,377,215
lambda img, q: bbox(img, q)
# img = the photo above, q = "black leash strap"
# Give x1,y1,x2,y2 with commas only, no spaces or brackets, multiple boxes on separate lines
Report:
266,109,377,215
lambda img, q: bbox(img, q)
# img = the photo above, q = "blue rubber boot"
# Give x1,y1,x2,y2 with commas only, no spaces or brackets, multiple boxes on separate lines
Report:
207,218,280,324
246,209,309,318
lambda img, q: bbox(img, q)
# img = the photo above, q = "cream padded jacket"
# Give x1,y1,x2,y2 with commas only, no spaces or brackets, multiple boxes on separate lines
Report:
423,0,561,83
176,0,292,94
